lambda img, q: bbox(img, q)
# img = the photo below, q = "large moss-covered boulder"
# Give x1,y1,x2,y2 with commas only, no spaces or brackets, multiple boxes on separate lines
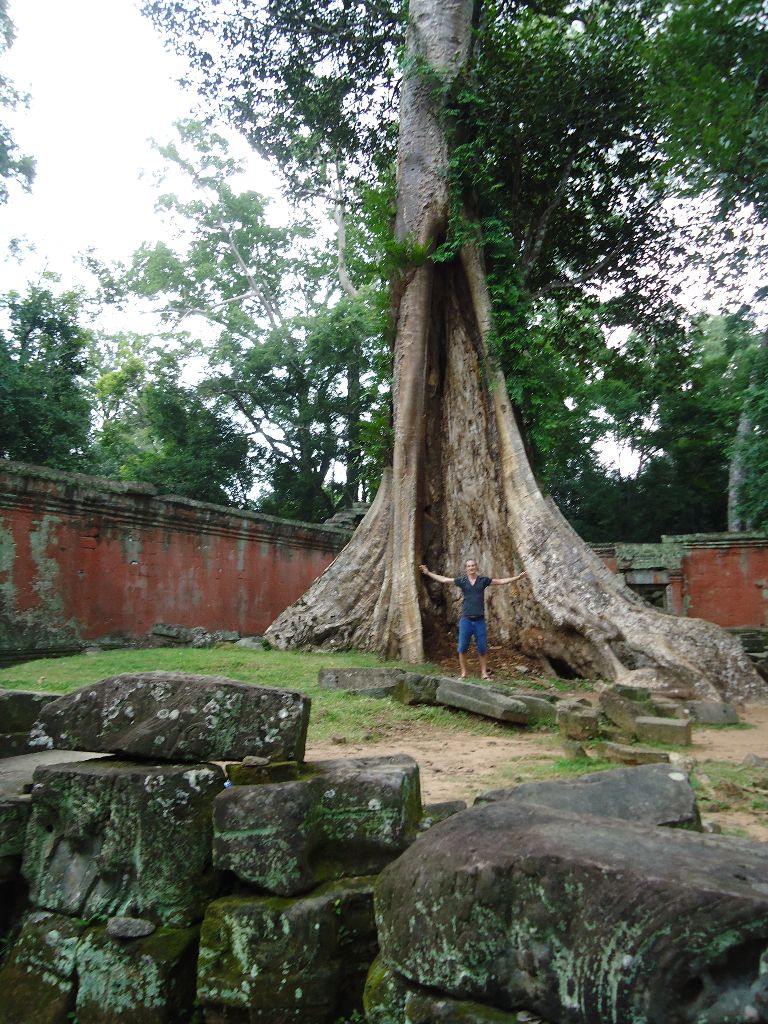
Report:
476,763,701,829
23,759,224,926
74,922,199,1024
29,672,310,763
375,800,768,1024
197,877,378,1024
0,911,87,1024
213,754,421,895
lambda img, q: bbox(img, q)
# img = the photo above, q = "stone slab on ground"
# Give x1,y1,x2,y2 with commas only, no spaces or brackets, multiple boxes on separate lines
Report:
504,692,558,725
374,800,768,1024
635,715,692,746
30,671,310,763
435,680,530,724
475,763,700,829
23,758,225,926
197,877,377,1024
682,700,741,725
392,674,440,706
602,741,671,765
317,667,407,698
213,754,421,895
75,922,199,1024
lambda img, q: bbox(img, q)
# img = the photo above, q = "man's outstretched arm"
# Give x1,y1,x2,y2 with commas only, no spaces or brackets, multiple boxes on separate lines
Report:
490,570,528,585
419,564,454,584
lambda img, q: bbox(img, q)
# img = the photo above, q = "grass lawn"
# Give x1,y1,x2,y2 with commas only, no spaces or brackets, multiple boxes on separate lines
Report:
0,646,508,746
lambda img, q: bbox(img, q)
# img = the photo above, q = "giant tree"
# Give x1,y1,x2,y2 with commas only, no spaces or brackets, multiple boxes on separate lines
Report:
146,0,764,699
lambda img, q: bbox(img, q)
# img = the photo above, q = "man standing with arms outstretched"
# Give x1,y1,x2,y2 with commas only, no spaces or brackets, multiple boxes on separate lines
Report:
419,560,527,680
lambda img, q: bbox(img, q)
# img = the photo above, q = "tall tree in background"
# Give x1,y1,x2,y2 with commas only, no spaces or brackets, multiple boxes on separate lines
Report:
0,284,92,468
145,0,764,699
87,331,255,506
0,0,34,204
95,120,387,521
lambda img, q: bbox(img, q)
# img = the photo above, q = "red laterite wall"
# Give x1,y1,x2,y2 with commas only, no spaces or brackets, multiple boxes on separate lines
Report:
0,461,348,659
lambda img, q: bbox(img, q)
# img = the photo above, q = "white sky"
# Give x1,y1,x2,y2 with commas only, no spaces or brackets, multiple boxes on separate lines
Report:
0,0,278,293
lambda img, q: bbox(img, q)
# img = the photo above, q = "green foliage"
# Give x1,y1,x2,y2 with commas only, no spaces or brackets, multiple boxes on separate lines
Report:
0,284,92,469
94,120,390,520
0,0,35,204
649,0,768,220
142,0,404,200
736,339,768,528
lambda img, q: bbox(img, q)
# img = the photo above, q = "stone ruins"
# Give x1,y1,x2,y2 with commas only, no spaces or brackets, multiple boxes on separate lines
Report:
0,670,767,1023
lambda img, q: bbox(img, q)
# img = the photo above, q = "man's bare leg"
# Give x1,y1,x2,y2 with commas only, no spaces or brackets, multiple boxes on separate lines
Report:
458,652,469,678
480,654,491,679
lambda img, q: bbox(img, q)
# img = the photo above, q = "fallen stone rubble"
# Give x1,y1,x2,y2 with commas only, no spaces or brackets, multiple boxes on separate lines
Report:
0,671,766,1024
319,666,743,762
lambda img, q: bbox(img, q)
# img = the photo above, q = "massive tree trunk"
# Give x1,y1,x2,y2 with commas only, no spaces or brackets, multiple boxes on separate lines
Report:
266,0,765,703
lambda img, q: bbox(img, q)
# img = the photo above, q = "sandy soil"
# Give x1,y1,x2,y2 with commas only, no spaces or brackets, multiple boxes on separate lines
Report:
305,696,768,840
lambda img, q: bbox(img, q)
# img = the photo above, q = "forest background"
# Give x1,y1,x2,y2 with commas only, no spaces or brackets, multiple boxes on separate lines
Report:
1,0,767,543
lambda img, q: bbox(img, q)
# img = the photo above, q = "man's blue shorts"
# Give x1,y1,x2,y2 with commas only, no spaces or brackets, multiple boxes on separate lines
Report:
458,616,487,655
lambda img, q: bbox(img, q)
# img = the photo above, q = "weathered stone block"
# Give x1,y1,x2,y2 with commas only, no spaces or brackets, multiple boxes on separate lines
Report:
635,715,692,746
682,700,741,725
0,691,61,758
197,877,378,1024
650,696,684,718
602,741,671,765
435,680,529,723
75,922,199,1024
318,667,406,697
0,794,30,858
556,703,599,740
392,674,440,706
23,759,224,925
0,689,60,734
507,692,558,725
375,800,768,1024
226,759,301,786
475,763,700,829
0,911,86,1024
30,671,310,763
213,755,421,894
598,688,649,734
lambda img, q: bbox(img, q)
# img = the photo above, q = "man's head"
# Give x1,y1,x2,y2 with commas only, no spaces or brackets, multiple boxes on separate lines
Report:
465,559,478,576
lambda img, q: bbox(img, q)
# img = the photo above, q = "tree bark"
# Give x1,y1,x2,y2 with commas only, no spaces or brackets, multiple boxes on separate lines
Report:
266,0,765,703
728,329,767,532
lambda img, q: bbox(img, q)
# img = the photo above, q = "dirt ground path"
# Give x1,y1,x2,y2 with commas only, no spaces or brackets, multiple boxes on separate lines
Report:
305,700,768,840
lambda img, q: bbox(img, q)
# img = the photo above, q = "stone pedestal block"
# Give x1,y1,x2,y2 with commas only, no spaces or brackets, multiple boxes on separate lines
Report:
556,704,599,740
635,715,692,746
375,800,768,1024
0,911,86,1024
317,667,406,697
75,922,199,1024
197,877,377,1024
213,755,421,894
682,700,740,725
30,672,310,763
23,759,224,925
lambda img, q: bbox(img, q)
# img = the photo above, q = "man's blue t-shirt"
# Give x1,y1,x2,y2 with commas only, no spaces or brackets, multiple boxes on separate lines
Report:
454,575,492,617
